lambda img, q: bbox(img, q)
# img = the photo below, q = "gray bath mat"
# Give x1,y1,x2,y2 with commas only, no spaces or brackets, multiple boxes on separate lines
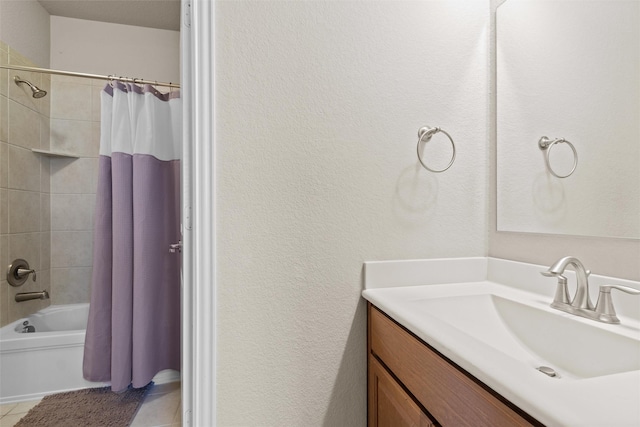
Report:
14,383,152,427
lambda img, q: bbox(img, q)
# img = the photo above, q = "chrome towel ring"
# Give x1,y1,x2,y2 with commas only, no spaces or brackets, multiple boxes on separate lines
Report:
538,136,578,178
416,126,456,173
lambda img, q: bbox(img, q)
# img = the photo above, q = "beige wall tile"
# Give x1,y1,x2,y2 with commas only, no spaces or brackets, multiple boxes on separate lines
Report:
91,78,106,87
51,267,92,305
91,86,101,122
0,65,7,99
0,234,7,269
0,235,8,326
50,157,97,194
0,141,7,188
8,190,40,233
40,114,51,151
37,266,51,298
8,99,40,149
91,158,99,190
91,121,101,156
0,95,8,143
40,229,51,271
0,142,7,187
0,279,8,327
0,189,7,235
51,194,95,231
50,119,95,157
50,81,92,121
9,232,41,271
40,154,50,192
8,145,40,191
51,231,93,268
40,192,51,232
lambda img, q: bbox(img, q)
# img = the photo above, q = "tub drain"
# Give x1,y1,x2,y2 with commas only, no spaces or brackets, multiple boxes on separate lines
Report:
536,366,557,377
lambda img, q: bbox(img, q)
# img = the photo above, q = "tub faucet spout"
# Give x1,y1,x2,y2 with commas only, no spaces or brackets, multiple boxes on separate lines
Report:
15,290,50,302
542,256,593,310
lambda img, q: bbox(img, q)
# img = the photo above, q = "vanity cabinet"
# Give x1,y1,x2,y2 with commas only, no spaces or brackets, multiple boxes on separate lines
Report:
369,354,437,427
367,303,542,427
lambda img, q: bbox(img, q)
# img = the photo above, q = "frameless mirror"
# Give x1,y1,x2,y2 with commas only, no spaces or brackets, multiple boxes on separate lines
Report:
496,0,639,239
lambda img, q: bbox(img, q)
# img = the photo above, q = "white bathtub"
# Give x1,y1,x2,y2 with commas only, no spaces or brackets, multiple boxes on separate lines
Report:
0,303,180,404
0,303,104,404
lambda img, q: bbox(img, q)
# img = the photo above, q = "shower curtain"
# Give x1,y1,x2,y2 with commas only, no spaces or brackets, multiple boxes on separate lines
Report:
83,81,182,392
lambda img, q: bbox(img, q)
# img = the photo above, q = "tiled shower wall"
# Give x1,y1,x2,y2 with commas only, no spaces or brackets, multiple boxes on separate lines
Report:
0,41,52,327
48,74,101,305
1,40,101,327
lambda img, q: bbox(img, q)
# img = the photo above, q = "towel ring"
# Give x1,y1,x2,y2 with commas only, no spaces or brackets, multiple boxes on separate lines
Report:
538,136,578,178
416,126,456,173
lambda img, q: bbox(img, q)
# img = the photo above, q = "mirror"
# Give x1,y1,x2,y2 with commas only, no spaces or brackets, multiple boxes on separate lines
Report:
496,0,639,239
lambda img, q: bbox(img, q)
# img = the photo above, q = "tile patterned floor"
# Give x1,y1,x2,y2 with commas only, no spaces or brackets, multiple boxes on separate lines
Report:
0,381,181,427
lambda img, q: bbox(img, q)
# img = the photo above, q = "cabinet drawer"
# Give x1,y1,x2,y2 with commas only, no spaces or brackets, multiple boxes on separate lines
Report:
369,305,538,427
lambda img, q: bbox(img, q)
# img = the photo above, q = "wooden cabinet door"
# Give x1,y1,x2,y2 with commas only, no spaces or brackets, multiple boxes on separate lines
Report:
369,355,436,427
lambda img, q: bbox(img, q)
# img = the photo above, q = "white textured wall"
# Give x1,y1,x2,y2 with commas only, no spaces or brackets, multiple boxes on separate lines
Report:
489,0,640,280
50,16,180,83
0,0,50,67
216,1,488,425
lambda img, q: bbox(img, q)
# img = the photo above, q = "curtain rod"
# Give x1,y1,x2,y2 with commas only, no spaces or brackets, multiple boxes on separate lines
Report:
0,64,180,88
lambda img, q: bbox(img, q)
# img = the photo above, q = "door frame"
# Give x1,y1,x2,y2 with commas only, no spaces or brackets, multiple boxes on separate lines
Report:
181,0,217,425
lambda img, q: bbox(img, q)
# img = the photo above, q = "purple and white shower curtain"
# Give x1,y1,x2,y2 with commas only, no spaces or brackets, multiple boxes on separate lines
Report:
83,82,182,392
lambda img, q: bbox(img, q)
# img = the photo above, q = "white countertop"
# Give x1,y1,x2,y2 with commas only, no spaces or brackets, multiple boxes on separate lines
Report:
362,257,640,427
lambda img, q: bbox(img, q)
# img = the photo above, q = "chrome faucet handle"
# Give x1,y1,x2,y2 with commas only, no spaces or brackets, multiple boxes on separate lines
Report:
7,259,36,286
594,285,640,324
17,268,36,281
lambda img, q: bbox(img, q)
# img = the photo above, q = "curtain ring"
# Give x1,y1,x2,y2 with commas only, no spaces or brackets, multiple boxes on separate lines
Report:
107,75,116,87
416,126,456,173
538,136,578,178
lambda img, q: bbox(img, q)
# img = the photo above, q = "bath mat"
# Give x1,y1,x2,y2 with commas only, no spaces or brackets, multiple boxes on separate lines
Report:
14,383,152,427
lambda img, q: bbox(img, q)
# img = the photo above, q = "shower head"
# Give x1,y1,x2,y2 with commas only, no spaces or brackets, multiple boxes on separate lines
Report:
14,76,47,98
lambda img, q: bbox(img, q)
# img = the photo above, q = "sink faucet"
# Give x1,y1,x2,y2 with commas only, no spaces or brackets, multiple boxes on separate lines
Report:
542,256,593,310
541,256,640,324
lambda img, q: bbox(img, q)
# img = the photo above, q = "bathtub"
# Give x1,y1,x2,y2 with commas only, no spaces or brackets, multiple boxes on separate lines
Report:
0,303,180,404
0,303,103,404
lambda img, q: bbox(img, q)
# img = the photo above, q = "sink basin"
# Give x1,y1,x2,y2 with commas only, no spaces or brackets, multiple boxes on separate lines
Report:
362,258,640,426
410,294,640,379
